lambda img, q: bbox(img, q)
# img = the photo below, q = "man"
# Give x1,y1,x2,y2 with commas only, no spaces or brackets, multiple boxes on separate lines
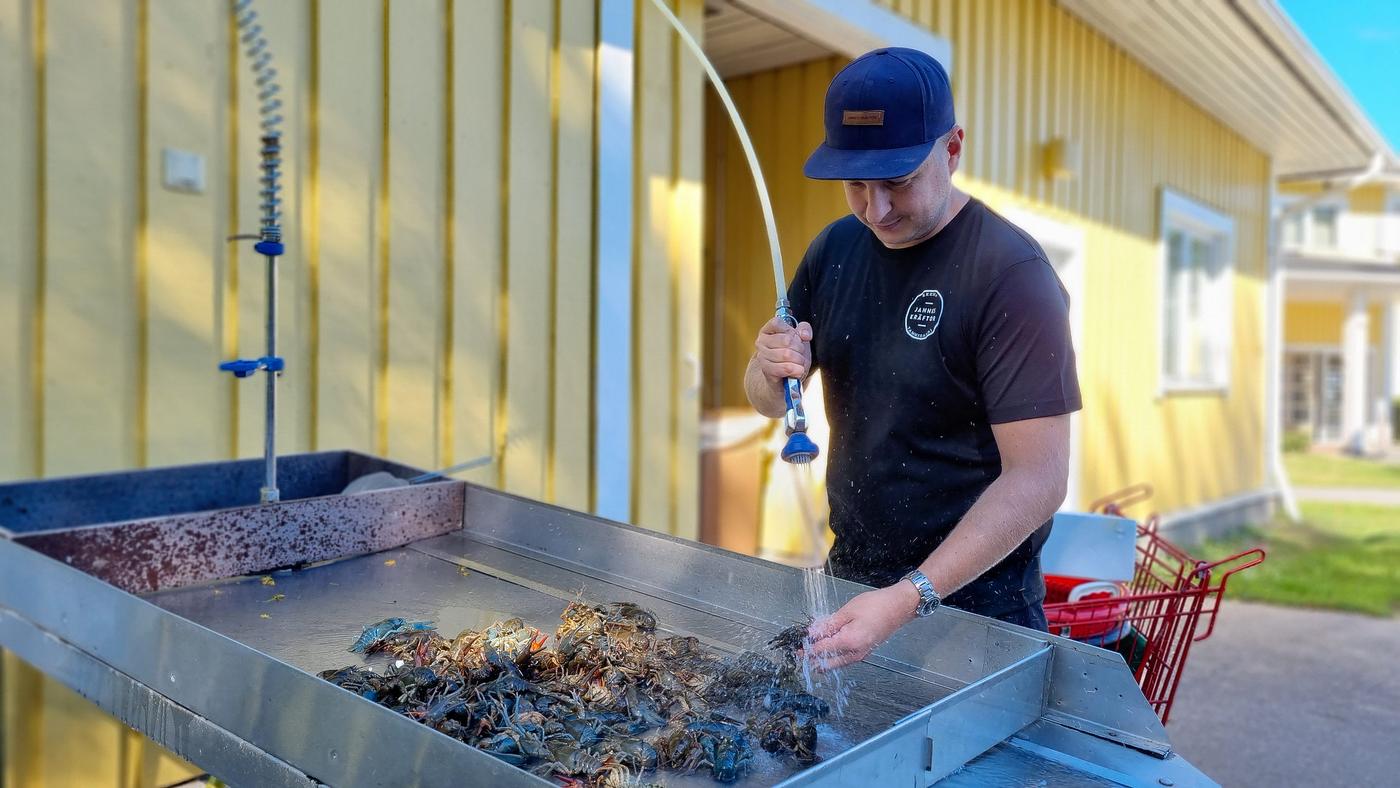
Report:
745,48,1080,670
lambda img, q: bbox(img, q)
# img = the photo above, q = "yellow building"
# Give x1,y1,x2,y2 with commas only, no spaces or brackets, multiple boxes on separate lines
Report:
1,0,1395,783
1278,168,1400,453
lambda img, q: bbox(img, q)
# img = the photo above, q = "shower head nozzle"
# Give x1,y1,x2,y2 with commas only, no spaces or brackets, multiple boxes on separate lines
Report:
781,431,820,465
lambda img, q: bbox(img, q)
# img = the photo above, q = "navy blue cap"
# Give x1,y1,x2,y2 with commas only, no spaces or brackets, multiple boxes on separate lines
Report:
804,48,956,181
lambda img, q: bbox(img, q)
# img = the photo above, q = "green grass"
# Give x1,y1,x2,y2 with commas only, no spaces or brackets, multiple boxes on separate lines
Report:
1284,452,1400,489
1193,501,1400,616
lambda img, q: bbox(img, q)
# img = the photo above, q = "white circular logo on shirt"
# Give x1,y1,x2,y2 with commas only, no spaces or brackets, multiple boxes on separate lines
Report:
904,289,944,340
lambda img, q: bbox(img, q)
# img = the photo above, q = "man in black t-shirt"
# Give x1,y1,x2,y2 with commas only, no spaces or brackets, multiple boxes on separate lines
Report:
744,48,1081,669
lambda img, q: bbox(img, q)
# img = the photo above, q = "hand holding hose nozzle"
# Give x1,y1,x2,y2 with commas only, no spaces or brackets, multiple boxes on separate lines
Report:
775,302,819,465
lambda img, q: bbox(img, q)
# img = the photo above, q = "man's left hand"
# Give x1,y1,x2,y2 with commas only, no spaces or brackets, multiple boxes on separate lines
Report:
804,583,918,670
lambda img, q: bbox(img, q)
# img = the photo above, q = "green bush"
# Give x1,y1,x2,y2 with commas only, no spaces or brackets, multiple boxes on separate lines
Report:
1282,430,1311,453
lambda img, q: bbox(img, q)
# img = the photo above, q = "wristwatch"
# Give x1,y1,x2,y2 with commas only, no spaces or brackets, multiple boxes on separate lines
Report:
901,569,942,617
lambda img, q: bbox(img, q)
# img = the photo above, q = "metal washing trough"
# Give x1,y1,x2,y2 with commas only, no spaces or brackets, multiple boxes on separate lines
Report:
0,452,1214,786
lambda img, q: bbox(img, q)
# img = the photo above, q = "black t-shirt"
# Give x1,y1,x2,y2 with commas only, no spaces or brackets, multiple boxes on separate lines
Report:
788,198,1081,617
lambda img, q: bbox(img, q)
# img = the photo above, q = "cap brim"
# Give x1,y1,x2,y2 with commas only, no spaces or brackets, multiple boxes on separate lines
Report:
802,140,935,181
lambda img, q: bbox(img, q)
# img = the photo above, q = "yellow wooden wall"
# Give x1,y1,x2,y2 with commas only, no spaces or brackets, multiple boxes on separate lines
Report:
1285,301,1385,346
1349,184,1389,214
1280,180,1391,215
0,0,701,520
705,0,1272,515
0,0,703,783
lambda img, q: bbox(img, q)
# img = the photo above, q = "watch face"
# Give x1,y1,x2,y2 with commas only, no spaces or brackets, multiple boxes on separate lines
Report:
917,598,939,616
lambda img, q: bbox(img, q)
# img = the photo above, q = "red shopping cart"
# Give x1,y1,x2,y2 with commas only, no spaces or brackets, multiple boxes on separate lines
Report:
1045,485,1265,723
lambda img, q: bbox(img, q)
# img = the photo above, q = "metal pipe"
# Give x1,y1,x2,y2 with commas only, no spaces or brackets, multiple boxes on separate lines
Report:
1265,166,1300,522
224,0,285,504
262,248,279,502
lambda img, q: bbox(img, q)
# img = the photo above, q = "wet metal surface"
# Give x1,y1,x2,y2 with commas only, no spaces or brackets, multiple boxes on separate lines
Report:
15,483,463,594
147,541,930,786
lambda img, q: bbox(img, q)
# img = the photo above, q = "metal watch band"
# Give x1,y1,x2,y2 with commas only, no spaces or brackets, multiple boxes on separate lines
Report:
902,569,941,617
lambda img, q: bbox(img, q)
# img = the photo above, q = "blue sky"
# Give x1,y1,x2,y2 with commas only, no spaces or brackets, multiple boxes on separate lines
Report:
1279,0,1400,152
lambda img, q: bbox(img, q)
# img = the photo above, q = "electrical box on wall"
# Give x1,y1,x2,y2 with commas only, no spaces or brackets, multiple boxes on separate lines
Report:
162,148,206,194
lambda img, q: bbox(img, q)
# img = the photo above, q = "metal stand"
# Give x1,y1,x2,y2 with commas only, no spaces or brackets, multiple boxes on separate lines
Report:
222,1,285,503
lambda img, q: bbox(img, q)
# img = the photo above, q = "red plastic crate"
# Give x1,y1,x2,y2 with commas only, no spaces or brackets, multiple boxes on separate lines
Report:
1045,485,1265,723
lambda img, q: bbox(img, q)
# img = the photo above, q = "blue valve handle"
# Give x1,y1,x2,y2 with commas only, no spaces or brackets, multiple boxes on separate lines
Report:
219,356,284,378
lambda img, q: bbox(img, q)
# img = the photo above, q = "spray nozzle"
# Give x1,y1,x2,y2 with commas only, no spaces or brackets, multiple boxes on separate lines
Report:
775,302,820,465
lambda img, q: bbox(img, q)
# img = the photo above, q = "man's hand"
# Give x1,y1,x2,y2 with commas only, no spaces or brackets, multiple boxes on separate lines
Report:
753,317,813,383
745,317,814,417
803,582,918,670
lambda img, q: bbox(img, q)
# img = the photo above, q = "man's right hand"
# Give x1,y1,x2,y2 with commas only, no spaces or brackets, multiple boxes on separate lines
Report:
753,317,813,383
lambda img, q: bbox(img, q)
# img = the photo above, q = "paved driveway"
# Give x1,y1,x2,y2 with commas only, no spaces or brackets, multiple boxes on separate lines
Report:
1166,601,1400,787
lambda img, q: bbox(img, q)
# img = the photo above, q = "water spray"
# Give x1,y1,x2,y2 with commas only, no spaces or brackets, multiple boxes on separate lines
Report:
643,0,819,466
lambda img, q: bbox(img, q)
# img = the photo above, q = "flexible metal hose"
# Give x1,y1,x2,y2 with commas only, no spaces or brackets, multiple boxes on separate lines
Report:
233,0,283,245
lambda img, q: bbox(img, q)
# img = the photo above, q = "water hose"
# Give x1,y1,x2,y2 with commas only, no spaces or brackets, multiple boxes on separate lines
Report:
644,0,818,464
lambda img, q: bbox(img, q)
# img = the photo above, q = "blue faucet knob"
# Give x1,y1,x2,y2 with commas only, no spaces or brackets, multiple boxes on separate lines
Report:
219,356,285,378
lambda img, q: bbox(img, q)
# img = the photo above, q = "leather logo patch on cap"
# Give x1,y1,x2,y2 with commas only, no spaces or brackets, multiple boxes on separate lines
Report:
841,109,885,126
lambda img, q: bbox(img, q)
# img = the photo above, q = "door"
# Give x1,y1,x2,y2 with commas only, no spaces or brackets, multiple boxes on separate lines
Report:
1316,351,1344,444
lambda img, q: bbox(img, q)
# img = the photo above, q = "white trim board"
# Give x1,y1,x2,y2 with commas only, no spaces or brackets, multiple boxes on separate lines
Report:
733,0,952,68
594,0,634,521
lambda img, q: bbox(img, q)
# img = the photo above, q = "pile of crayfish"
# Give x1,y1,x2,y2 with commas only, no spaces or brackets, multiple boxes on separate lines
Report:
319,603,826,786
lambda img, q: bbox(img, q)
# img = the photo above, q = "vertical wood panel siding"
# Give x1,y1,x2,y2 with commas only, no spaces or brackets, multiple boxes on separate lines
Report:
1285,302,1386,346
706,0,1271,515
0,0,36,481
0,0,704,782
0,0,703,520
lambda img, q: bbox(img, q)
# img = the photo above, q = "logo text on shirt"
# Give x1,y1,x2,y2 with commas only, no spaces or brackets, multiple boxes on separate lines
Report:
904,289,944,341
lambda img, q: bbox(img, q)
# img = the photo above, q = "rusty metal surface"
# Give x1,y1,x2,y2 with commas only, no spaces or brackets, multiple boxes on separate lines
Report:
0,451,428,535
13,482,464,594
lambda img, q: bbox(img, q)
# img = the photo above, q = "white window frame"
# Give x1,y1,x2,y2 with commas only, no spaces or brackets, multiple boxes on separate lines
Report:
1280,205,1305,249
1159,189,1236,395
1307,199,1343,250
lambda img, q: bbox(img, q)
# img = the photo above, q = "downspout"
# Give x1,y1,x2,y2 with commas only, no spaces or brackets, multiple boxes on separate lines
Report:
1269,151,1388,522
1266,172,1301,522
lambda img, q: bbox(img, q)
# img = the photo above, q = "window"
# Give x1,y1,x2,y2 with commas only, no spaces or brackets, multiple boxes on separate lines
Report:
1160,190,1235,392
1311,204,1338,249
1281,210,1303,248
1283,352,1314,432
